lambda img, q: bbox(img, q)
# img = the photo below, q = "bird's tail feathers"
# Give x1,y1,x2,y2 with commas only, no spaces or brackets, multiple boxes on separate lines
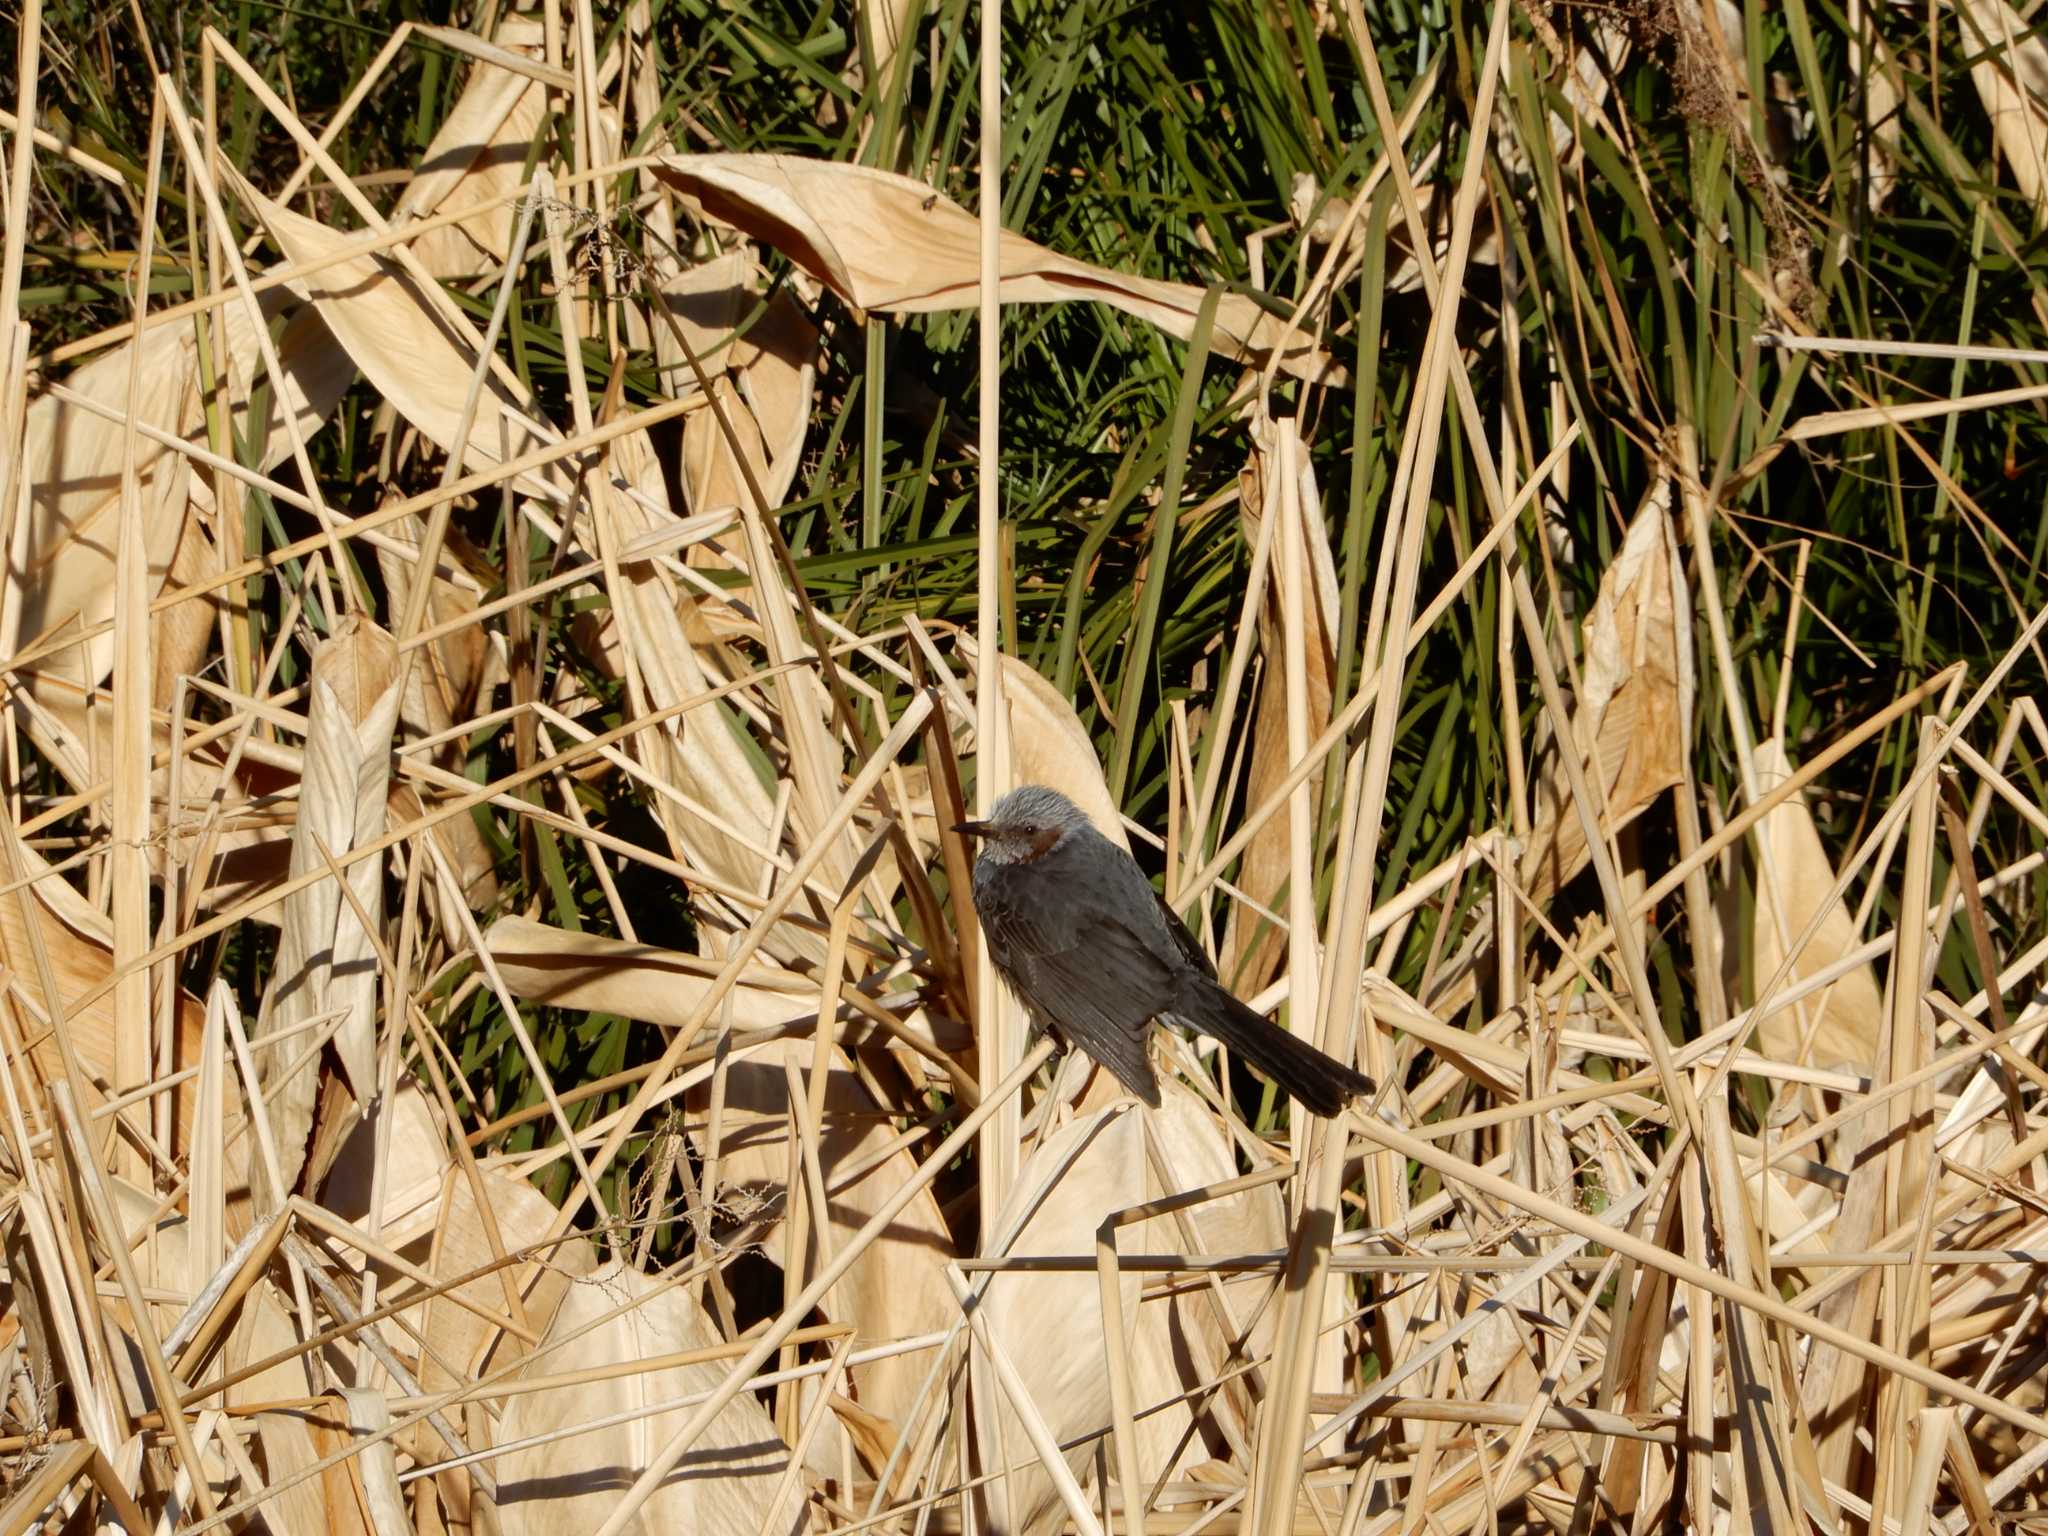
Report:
1172,980,1373,1118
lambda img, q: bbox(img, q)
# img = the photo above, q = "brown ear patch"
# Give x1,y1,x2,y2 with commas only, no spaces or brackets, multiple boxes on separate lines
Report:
1022,824,1066,862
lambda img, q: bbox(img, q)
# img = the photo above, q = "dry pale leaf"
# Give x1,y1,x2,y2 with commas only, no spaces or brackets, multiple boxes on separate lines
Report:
103,1185,334,1524
970,1089,1337,1527
888,761,945,862
1957,0,2048,211
152,714,470,936
16,478,289,909
681,375,772,520
153,503,222,712
389,1164,595,1393
109,1184,349,1526
189,983,230,1283
373,506,503,924
12,295,348,704
495,1262,807,1536
734,291,820,509
1740,1155,1833,1257
391,14,549,276
972,1103,1149,1536
249,188,564,501
163,733,297,918
482,915,820,1033
1521,479,1694,912
680,287,821,519
593,425,795,955
685,1039,957,1440
634,247,753,384
324,1085,600,1475
0,842,207,1154
1127,1081,1340,1470
338,1387,412,1535
1737,737,1884,1070
103,1179,203,1418
259,616,402,1195
650,154,1339,384
475,921,962,1437
624,0,690,313
1927,1208,2048,1375
1222,420,1337,996
317,1079,451,1246
258,1400,378,1531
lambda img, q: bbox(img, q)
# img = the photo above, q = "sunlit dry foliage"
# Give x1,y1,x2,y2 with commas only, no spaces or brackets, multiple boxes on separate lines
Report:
3,0,2048,1533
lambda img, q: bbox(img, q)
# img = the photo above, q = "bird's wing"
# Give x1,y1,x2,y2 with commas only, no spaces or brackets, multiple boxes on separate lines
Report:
1153,889,1218,981
977,867,1175,1104
980,889,1179,1028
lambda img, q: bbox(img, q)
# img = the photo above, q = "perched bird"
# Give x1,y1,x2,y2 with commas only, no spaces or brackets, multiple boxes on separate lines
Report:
956,784,1373,1117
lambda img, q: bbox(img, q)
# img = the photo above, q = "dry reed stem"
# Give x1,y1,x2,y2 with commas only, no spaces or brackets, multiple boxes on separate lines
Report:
974,0,1020,1241
1247,10,1513,1532
107,97,165,1192
49,1082,222,1516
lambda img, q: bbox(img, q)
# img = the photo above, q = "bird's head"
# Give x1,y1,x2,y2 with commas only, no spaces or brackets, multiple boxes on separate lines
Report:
953,783,1091,867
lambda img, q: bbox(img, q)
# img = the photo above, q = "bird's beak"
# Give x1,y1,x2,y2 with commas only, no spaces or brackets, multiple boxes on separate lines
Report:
953,819,995,838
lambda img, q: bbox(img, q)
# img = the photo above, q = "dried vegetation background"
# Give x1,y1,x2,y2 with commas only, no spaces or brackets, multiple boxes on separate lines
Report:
2,0,2048,1531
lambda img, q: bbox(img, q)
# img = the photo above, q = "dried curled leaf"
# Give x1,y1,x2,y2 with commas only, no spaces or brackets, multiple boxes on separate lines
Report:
495,1263,807,1536
0,843,207,1158
322,1082,601,1472
392,14,550,276
482,915,821,1034
478,925,963,1438
678,287,821,519
969,1086,1321,1535
650,154,1339,384
249,188,563,501
1738,737,1883,1070
259,616,402,1194
1957,0,2048,210
1522,479,1694,911
972,1103,1148,1536
1223,418,1338,996
683,1039,957,1440
590,425,800,957
12,293,348,703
